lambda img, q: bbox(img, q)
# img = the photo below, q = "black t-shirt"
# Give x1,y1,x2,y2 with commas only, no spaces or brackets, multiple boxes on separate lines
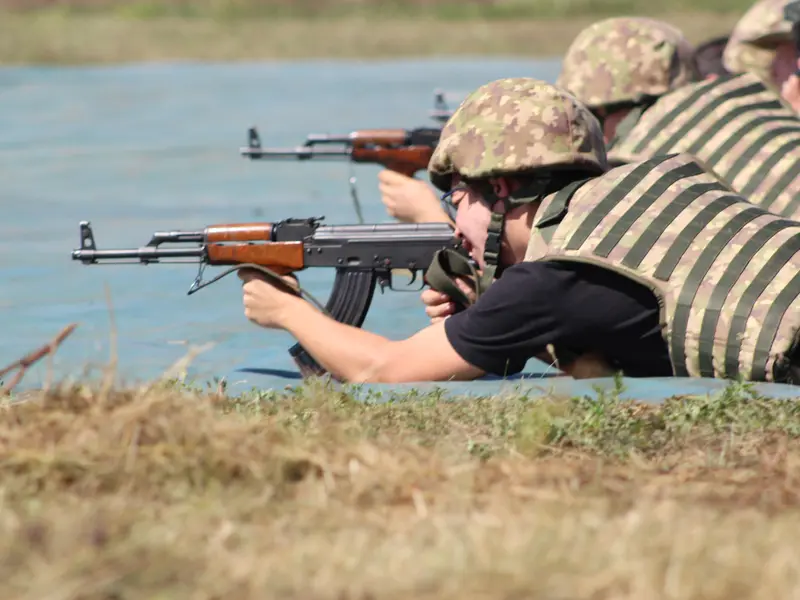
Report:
443,260,673,377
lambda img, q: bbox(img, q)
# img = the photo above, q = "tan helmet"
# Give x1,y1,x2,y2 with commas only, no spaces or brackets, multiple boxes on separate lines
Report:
723,0,795,83
428,77,608,193
556,17,700,110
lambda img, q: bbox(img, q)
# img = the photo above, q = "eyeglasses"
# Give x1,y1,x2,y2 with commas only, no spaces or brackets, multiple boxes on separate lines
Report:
439,184,468,221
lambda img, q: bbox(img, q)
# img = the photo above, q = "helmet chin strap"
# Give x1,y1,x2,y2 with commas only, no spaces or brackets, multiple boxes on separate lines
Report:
466,178,551,293
426,176,551,310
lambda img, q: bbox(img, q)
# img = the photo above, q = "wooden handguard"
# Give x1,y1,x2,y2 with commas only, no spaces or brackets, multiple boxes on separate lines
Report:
351,146,435,177
206,223,273,242
206,241,305,274
347,129,408,146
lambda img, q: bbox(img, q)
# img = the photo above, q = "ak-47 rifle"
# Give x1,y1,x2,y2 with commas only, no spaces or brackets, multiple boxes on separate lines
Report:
785,0,800,76
240,126,441,222
70,217,468,378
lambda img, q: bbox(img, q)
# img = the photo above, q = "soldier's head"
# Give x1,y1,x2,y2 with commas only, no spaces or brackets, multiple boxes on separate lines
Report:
723,0,798,89
428,77,607,274
556,17,701,143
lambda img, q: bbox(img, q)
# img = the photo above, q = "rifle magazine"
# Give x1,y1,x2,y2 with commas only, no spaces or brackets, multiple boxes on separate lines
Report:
288,268,379,378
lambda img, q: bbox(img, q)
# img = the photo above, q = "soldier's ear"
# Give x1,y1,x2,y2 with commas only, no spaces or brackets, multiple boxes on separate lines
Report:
490,177,511,199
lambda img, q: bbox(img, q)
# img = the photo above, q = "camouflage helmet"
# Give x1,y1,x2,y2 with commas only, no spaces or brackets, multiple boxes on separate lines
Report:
427,78,608,193
723,0,795,83
556,17,700,110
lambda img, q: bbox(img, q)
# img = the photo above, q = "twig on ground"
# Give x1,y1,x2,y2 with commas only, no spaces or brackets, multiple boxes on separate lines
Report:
0,323,78,394
157,342,216,384
100,283,118,398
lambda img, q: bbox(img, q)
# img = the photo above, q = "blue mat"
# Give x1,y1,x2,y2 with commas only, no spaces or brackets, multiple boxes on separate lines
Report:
225,364,800,404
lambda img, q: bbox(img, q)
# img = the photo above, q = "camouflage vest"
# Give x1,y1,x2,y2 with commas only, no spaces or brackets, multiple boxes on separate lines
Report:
610,72,800,219
525,153,800,383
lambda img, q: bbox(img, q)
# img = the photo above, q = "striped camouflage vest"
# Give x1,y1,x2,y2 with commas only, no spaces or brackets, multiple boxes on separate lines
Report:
609,72,800,219
525,153,800,383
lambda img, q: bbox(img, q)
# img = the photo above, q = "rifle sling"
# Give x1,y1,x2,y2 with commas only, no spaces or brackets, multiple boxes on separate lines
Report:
425,249,481,310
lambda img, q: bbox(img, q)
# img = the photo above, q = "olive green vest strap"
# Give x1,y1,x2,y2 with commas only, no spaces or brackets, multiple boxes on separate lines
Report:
688,100,786,163
629,74,741,154
607,105,646,151
736,128,800,201
650,79,767,157
425,248,481,309
724,232,800,378
534,178,592,244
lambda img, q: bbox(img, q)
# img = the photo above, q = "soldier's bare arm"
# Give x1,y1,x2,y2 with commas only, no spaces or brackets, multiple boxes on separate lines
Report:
240,271,485,383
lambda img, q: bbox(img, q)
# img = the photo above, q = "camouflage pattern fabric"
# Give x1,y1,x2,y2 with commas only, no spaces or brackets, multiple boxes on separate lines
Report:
427,77,607,193
723,0,794,85
609,72,800,218
556,17,700,109
525,152,800,383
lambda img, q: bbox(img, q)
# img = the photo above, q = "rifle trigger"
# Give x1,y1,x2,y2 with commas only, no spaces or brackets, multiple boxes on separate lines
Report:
377,273,390,294
386,269,425,292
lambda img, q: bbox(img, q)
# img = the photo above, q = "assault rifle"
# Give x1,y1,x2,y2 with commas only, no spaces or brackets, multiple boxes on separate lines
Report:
239,126,441,222
786,0,800,76
70,218,468,377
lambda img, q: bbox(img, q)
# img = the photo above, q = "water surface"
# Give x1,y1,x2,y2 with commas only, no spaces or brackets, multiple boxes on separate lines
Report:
2,58,798,400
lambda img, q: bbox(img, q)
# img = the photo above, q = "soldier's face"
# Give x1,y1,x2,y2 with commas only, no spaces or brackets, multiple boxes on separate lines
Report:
593,107,632,144
771,42,799,88
449,178,493,268
448,175,533,270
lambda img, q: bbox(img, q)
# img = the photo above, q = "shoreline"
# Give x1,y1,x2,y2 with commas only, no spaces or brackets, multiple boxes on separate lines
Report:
0,11,741,66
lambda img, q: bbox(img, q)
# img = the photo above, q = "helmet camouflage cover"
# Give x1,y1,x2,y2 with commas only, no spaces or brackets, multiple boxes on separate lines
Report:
427,78,608,193
556,17,700,109
723,0,795,83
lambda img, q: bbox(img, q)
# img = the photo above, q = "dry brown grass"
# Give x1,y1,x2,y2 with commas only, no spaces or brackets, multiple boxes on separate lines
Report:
0,376,800,598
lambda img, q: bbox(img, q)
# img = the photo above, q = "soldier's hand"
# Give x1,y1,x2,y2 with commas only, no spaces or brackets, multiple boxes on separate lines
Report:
420,276,476,324
239,269,302,330
378,169,452,224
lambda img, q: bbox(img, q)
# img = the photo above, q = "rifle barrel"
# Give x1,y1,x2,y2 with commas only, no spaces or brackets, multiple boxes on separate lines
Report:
304,134,352,145
72,246,205,263
239,146,352,159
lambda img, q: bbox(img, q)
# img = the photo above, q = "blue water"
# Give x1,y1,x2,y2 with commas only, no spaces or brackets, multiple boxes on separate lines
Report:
2,57,799,400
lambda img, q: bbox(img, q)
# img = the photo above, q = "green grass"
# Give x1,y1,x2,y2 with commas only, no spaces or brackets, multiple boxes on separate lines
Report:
0,1,746,64
0,0,757,20
2,375,800,597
